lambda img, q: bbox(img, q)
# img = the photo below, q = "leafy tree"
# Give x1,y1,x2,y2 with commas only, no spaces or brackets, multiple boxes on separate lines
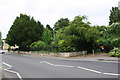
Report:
108,23,120,36
65,16,98,52
96,23,120,52
30,26,53,51
58,40,75,52
109,7,120,25
107,23,120,47
95,26,108,36
52,27,77,52
6,14,44,50
41,27,53,45
70,15,91,27
53,16,99,52
51,29,65,51
63,26,99,52
54,18,69,31
46,24,53,31
95,25,112,52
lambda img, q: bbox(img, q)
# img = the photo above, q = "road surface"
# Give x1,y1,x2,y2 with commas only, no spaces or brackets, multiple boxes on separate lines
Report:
1,52,120,79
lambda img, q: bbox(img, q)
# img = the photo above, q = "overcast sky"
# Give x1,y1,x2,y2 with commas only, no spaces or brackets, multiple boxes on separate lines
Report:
0,0,119,39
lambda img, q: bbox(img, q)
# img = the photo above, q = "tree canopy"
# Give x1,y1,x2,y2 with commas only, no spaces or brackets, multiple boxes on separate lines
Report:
109,7,120,25
41,27,53,45
70,15,91,27
6,14,44,50
6,6,120,53
54,18,69,31
52,16,99,52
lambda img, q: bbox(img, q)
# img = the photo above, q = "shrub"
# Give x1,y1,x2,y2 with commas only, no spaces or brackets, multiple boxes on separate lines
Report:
30,41,47,51
58,40,76,52
109,47,120,57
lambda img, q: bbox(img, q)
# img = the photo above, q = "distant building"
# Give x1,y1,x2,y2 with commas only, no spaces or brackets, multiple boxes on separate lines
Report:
2,40,9,50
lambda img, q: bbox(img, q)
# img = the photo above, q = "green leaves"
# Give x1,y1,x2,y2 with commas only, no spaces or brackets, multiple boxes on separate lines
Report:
108,23,120,36
53,16,99,52
30,41,46,48
30,41,47,51
42,27,53,44
6,10,120,53
109,47,120,57
96,22,120,53
58,40,76,52
6,14,44,50
70,15,90,27
54,18,69,31
107,23,120,47
109,7,120,25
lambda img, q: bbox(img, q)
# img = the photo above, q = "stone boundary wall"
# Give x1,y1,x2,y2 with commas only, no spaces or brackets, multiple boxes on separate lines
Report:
9,51,87,57
59,51,87,57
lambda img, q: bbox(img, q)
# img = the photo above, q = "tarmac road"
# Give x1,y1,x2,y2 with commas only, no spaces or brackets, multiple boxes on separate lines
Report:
1,52,120,79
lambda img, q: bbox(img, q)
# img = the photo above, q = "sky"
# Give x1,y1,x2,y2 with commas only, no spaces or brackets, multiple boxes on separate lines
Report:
0,0,119,39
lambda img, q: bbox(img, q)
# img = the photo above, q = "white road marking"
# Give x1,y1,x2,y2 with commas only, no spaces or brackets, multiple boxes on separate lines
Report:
40,61,119,76
103,73,120,76
40,61,54,65
77,66,102,74
40,61,75,68
40,61,101,73
2,62,23,80
4,69,23,79
3,62,12,68
53,65,75,68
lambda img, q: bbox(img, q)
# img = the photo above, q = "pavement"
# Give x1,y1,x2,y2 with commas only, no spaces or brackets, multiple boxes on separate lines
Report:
0,52,119,79
67,56,119,62
29,52,119,63
8,51,119,62
61,52,119,62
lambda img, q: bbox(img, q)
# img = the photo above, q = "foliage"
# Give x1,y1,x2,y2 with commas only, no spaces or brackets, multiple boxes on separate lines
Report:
108,7,120,48
96,26,112,49
109,47,120,57
6,7,120,53
51,29,65,51
54,18,69,31
30,41,47,51
107,23,120,47
30,26,53,51
58,40,76,52
69,15,91,27
109,7,120,25
96,23,120,52
46,24,53,31
107,7,120,52
6,14,44,50
41,27,53,45
53,16,100,52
